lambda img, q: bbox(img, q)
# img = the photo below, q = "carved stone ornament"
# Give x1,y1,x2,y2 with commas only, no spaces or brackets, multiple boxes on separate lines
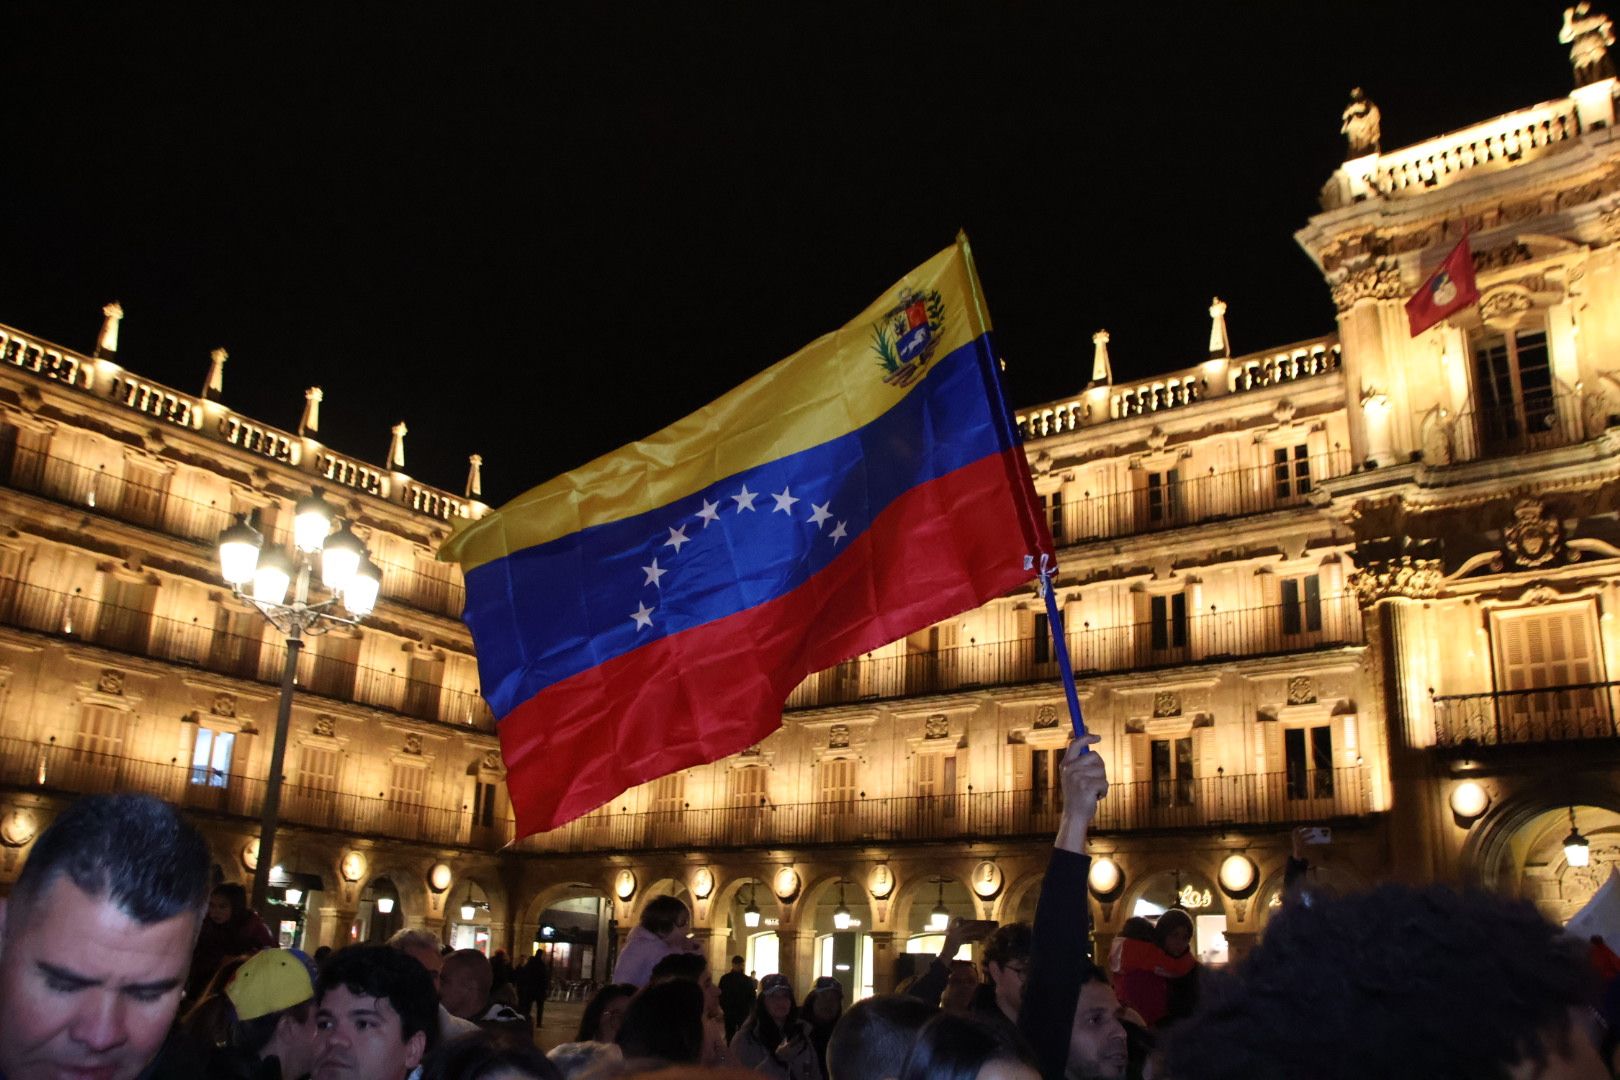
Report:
403,734,423,755
211,692,236,718
1153,691,1182,718
1034,704,1060,729
1601,204,1620,244
1340,87,1381,156
1479,288,1535,328
1504,499,1566,568
1349,556,1444,607
829,724,850,750
481,751,502,770
98,669,124,695
313,716,336,738
924,714,949,740
739,743,763,757
1287,676,1318,705
1329,260,1403,312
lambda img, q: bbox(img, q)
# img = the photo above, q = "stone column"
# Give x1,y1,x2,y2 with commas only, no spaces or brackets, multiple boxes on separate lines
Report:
312,906,358,952
689,927,727,976
1351,555,1446,883
867,931,897,995
777,930,813,995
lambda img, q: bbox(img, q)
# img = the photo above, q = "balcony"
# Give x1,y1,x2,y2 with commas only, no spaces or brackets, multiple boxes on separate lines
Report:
1432,682,1620,748
787,594,1364,709
1048,450,1352,544
0,575,495,730
1443,395,1583,463
0,441,467,618
0,734,512,849
516,766,1372,854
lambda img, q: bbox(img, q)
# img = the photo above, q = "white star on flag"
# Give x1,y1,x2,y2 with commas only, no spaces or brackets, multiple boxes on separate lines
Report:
732,485,758,512
664,525,690,552
630,601,655,630
695,499,721,528
807,501,833,529
829,520,848,544
642,557,667,588
771,486,800,514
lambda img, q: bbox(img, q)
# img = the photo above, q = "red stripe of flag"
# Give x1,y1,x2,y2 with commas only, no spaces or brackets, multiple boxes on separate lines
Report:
1405,234,1480,337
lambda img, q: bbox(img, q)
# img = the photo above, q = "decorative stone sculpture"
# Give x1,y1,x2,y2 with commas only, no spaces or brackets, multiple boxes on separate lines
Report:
1503,499,1565,568
1340,88,1382,157
1561,3,1617,87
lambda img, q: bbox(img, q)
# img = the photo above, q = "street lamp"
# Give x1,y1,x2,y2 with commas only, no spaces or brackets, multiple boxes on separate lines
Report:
743,882,761,929
217,488,381,916
832,881,852,931
1565,807,1591,868
928,879,950,933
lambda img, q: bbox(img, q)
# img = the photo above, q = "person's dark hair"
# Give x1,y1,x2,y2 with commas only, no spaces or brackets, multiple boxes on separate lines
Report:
233,1001,313,1056
212,882,250,924
731,955,745,965
639,894,690,936
1118,916,1155,942
982,922,1033,968
898,1011,1037,1080
10,793,211,928
313,945,332,965
614,979,704,1063
1164,885,1596,1080
746,984,800,1049
576,982,637,1042
826,993,935,1080
177,956,251,1054
1153,907,1194,954
317,945,439,1053
648,951,708,984
421,1029,561,1080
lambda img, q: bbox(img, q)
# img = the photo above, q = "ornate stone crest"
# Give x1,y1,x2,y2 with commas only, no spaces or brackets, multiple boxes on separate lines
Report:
98,669,124,695
871,286,945,388
1153,691,1182,718
829,724,850,750
1504,499,1565,568
211,692,237,718
924,714,949,740
313,716,336,738
1287,676,1317,705
403,734,423,755
481,751,502,771
1033,704,1059,729
1349,556,1443,607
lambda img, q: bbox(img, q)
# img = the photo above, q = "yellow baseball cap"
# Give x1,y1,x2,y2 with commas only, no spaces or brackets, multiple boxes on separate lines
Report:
226,948,316,1021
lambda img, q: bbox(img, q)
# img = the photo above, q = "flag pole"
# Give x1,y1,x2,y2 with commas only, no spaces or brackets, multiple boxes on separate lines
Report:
955,230,1089,744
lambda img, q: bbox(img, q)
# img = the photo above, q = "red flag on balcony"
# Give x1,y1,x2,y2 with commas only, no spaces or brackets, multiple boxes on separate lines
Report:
1405,234,1479,336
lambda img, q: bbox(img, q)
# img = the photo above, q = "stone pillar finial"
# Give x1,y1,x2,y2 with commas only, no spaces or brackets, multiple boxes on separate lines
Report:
299,387,324,437
1089,330,1112,386
203,348,227,401
466,454,483,499
1340,87,1381,158
388,422,408,470
1208,297,1231,359
95,302,124,359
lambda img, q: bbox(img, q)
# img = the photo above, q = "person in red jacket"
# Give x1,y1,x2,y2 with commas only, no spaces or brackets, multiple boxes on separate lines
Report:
1112,909,1196,1028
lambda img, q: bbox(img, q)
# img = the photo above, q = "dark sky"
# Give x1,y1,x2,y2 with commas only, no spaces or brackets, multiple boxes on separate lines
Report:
0,4,1570,506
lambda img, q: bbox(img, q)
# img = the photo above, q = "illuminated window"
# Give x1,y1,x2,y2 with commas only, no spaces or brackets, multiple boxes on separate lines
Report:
650,773,685,815
820,757,857,811
1472,324,1555,451
190,728,234,787
728,765,768,807
1151,735,1194,808
1285,725,1333,799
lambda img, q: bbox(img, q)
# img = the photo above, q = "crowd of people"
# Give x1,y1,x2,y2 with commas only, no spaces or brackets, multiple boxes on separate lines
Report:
0,737,1616,1079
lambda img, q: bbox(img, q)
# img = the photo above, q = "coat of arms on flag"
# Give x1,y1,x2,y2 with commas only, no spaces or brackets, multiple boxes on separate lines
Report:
873,286,946,386
1405,230,1480,336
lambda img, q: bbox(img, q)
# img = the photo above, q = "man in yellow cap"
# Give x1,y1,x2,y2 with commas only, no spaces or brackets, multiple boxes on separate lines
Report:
217,947,320,1080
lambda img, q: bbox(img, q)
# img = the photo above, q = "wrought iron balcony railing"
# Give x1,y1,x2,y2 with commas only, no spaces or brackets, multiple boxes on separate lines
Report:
0,440,468,619
0,734,511,848
0,575,494,730
1442,395,1583,463
787,594,1364,709
1432,681,1620,748
516,766,1372,854
1045,450,1352,544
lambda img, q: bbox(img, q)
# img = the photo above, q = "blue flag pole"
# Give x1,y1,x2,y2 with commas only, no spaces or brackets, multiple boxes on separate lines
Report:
1035,554,1088,746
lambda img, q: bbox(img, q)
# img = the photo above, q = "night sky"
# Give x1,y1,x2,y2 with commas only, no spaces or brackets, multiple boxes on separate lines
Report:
0,4,1570,506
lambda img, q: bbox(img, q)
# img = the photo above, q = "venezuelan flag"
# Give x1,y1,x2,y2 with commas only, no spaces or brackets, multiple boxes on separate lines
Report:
440,239,1052,835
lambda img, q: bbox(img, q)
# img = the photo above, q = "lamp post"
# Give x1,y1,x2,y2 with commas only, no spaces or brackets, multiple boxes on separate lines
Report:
217,488,381,916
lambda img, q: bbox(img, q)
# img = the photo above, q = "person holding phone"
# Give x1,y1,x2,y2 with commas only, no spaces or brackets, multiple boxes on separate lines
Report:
730,973,820,1080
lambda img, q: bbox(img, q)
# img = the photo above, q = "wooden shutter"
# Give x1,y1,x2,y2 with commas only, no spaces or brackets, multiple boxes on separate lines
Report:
912,753,940,797
1495,603,1601,690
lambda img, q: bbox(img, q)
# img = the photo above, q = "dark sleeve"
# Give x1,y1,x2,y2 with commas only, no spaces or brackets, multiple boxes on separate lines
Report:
906,957,950,1007
1019,848,1092,1080
1283,855,1308,891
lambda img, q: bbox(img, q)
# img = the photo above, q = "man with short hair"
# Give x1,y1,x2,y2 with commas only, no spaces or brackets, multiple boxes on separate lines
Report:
0,793,211,1080
718,954,756,1040
219,947,321,1079
824,993,935,1080
386,927,479,1043
438,948,529,1033
978,922,1033,1036
314,944,438,1080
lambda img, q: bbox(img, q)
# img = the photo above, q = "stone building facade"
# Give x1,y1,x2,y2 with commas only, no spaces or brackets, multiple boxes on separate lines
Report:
3,17,1620,1001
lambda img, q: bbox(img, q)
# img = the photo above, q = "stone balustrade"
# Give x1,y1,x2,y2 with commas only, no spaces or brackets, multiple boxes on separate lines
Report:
0,320,485,524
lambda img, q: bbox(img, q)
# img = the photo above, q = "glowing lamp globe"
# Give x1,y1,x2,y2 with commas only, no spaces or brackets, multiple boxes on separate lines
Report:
293,490,335,554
